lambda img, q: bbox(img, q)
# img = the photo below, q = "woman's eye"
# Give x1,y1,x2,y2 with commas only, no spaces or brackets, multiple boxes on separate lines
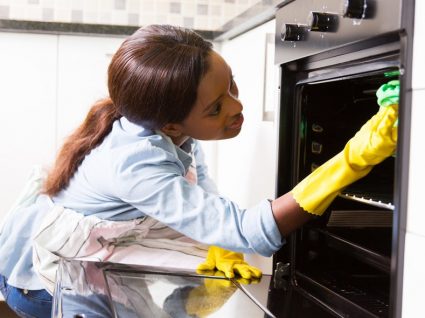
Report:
209,103,222,116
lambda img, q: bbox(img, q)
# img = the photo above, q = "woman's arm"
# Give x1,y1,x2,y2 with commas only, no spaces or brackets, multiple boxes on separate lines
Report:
272,193,313,236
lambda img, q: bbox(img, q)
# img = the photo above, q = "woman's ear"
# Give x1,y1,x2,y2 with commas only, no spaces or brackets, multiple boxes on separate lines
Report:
160,123,184,137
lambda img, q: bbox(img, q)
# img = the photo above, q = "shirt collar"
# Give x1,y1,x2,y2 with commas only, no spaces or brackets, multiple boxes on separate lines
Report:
119,117,195,172
155,131,195,172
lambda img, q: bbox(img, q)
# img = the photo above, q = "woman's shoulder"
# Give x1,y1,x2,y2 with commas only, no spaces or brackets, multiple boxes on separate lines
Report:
103,118,186,174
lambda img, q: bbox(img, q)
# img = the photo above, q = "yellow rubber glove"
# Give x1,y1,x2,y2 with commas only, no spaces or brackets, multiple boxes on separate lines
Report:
197,246,262,279
291,81,399,215
185,271,259,317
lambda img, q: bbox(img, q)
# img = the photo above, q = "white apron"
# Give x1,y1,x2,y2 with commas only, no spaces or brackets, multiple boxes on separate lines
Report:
32,154,208,293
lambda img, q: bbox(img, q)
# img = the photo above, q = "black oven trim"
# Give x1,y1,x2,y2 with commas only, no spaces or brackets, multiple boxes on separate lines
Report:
274,40,404,317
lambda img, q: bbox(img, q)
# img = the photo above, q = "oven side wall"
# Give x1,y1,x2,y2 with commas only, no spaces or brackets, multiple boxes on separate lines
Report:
400,0,425,317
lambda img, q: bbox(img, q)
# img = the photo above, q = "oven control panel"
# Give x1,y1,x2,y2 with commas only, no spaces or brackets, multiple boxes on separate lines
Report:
275,0,402,64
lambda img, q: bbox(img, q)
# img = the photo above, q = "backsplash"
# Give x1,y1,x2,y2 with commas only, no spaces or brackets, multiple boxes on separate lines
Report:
0,0,259,30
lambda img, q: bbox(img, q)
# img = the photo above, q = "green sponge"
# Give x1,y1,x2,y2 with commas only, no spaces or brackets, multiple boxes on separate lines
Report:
376,80,399,127
376,80,400,107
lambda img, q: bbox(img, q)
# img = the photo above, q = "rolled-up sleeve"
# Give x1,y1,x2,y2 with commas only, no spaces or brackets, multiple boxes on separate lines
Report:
240,199,284,256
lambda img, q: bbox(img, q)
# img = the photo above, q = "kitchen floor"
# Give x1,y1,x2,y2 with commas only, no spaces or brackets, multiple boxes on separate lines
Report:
0,302,19,318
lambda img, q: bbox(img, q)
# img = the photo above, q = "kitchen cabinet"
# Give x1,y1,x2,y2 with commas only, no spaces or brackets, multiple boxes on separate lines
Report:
0,31,124,222
56,35,123,144
0,32,57,221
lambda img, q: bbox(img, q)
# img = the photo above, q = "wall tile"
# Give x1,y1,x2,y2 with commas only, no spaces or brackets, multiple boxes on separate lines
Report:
139,13,155,24
126,0,139,12
42,7,53,21
99,12,112,24
0,0,256,30
182,2,195,16
27,6,42,20
140,1,155,11
111,11,128,25
127,12,139,25
197,4,208,15
71,0,83,9
211,5,221,16
169,2,179,14
9,5,26,20
115,0,126,10
0,5,9,18
41,0,55,7
183,16,194,28
402,232,425,318
168,15,183,26
155,14,168,24
82,0,98,12
71,9,83,23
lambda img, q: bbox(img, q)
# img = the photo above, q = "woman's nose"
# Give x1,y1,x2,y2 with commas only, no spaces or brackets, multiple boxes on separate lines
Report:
227,96,243,115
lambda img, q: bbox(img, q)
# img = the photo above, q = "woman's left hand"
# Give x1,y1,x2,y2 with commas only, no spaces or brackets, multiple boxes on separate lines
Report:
196,246,262,279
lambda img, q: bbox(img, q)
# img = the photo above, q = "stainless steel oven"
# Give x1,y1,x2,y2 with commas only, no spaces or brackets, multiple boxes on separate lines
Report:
270,0,415,317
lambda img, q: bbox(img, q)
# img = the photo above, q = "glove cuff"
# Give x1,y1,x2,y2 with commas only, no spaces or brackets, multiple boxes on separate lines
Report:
292,151,371,216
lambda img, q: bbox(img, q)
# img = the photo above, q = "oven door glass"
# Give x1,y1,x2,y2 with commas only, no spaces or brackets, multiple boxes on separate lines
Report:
52,259,276,318
284,68,400,318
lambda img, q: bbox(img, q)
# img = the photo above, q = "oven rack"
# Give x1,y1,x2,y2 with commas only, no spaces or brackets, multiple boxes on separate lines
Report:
339,192,394,210
315,228,391,273
296,271,389,318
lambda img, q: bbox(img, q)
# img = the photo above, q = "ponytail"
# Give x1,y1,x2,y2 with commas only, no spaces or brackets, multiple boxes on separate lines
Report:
43,98,121,196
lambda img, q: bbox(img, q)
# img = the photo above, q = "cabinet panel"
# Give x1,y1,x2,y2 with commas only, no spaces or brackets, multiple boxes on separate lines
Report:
0,32,57,219
56,35,124,146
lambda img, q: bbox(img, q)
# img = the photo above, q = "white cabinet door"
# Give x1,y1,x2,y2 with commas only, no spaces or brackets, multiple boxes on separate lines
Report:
0,32,57,220
56,35,124,147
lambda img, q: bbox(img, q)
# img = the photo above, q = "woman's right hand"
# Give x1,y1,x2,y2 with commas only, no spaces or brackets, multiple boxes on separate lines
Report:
346,80,399,169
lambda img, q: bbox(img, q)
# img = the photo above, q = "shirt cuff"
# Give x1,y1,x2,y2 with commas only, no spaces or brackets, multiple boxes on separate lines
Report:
242,199,285,257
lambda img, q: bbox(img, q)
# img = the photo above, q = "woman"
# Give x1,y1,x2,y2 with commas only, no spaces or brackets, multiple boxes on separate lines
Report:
0,24,399,317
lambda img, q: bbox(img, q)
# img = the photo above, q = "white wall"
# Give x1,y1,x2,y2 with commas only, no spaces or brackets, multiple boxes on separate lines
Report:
213,19,278,274
0,31,124,221
401,1,425,316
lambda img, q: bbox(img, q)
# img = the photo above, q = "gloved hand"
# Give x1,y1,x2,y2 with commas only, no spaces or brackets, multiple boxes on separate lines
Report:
197,246,262,279
185,271,258,317
377,80,400,107
291,80,399,215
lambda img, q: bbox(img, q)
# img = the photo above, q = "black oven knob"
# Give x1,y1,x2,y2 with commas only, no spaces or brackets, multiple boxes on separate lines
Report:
307,12,339,32
280,23,308,41
342,0,367,19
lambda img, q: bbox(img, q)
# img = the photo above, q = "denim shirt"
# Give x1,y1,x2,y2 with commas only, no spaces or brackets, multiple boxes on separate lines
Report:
0,117,283,290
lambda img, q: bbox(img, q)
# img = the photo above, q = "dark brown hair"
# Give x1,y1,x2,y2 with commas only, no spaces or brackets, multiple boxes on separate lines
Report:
44,24,213,196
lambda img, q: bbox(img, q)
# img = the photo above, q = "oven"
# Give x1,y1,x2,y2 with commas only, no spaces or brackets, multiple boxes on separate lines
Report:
269,0,414,317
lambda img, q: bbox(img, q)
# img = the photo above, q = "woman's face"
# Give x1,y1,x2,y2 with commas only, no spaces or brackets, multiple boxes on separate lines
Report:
164,51,243,144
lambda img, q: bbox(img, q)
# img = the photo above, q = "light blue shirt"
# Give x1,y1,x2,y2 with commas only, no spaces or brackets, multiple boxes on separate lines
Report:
0,117,283,290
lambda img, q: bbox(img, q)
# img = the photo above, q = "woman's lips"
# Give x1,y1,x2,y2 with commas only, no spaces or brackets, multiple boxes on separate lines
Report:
228,114,244,130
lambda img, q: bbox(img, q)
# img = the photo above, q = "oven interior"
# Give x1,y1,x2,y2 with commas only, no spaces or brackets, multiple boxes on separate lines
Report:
274,68,400,318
